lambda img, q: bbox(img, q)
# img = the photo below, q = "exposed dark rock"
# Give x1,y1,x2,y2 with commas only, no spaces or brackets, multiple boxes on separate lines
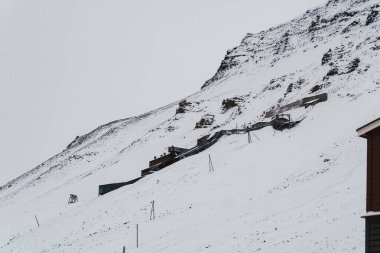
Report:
308,16,320,33
366,9,379,26
200,0,375,91
341,20,360,33
176,107,185,114
68,155,83,161
310,84,322,93
346,58,360,73
67,136,80,149
269,83,281,91
326,0,341,7
286,83,294,93
166,126,175,132
274,31,291,55
285,79,305,96
322,49,332,65
325,67,339,79
201,53,244,89
324,11,358,24
268,75,288,91
176,100,192,114
195,114,215,129
222,98,242,111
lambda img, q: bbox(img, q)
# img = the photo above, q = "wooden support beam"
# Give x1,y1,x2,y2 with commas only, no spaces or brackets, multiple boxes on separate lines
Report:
34,215,40,227
209,154,214,172
136,224,139,248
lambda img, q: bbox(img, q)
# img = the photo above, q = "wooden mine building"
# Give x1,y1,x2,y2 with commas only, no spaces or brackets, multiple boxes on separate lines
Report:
357,118,380,253
141,146,189,176
148,146,188,167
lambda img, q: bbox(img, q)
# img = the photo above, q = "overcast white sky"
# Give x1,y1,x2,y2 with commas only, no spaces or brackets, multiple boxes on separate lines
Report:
0,0,327,185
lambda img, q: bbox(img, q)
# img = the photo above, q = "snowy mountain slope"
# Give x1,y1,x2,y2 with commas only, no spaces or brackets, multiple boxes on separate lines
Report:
1,0,380,252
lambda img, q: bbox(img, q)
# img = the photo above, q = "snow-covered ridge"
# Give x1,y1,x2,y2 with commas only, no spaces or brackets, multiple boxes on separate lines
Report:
1,0,380,252
202,0,379,89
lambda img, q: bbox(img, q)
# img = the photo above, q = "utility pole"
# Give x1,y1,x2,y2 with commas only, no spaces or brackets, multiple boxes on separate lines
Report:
150,200,155,220
123,246,125,253
136,224,139,248
209,154,214,172
34,214,40,227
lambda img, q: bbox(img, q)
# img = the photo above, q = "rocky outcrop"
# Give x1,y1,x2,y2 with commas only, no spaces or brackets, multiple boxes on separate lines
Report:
201,0,379,89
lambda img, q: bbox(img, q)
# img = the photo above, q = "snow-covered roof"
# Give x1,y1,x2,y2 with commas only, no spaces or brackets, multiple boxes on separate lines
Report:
356,118,380,138
361,212,380,218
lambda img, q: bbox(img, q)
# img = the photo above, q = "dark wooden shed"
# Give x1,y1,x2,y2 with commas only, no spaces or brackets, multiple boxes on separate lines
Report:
357,117,380,253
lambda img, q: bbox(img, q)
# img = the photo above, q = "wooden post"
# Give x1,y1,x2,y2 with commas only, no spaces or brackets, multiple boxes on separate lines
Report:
209,154,214,172
136,224,139,248
150,200,155,220
34,214,40,227
248,131,252,144
123,246,125,253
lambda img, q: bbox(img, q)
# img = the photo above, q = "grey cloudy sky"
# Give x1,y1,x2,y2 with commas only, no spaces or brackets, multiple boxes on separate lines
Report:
0,0,327,185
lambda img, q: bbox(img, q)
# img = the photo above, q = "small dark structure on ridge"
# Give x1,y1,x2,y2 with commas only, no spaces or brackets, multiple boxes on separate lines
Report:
357,117,380,253
68,194,78,204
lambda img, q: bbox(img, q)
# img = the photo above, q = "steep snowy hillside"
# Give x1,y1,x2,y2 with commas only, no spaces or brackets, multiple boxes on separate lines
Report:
1,0,380,252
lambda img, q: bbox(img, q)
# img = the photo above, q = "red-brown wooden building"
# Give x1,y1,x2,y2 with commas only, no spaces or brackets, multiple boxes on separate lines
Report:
357,118,380,253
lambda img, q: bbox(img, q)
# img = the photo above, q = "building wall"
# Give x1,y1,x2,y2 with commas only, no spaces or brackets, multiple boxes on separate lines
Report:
366,216,380,253
168,146,188,154
149,153,175,167
368,128,380,211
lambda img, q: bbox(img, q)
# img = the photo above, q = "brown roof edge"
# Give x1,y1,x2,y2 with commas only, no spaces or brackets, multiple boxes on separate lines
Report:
356,117,380,138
